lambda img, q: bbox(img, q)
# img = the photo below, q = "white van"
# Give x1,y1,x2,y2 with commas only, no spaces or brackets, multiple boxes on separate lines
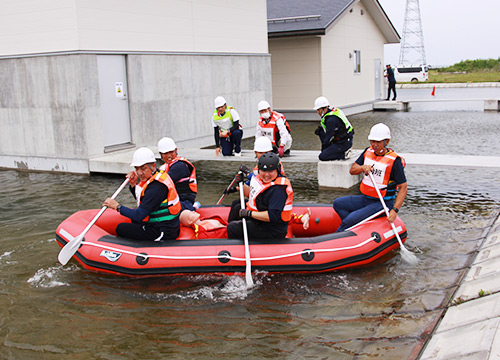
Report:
394,65,429,82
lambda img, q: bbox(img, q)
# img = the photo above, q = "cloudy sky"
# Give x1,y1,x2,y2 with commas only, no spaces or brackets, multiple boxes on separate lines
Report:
377,0,500,67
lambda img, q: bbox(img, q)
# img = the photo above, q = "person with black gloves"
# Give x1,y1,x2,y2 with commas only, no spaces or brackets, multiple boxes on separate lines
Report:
313,96,354,161
226,152,294,240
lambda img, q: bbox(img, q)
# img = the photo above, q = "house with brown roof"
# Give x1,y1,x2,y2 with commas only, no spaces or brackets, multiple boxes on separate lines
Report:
267,0,400,119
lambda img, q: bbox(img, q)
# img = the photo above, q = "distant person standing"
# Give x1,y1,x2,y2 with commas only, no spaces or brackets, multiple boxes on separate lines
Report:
212,96,243,157
313,96,354,161
385,64,397,101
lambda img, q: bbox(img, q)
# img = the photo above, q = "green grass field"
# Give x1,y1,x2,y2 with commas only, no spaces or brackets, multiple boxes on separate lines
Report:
428,70,500,83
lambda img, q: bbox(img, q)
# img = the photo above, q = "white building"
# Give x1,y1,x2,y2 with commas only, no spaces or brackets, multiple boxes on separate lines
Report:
267,0,400,119
0,0,271,173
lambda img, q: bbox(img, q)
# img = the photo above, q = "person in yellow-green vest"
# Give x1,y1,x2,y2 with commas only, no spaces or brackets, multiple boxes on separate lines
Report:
212,96,243,157
313,96,354,161
103,147,181,241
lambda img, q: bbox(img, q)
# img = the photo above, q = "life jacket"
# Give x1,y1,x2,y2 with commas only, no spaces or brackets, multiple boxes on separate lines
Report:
359,147,406,200
213,106,236,136
159,156,197,195
247,175,293,222
257,111,292,146
134,171,181,223
193,215,228,239
320,107,354,143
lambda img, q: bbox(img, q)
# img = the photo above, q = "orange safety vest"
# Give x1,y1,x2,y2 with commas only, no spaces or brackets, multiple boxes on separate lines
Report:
135,171,181,222
247,175,293,222
193,215,228,239
160,156,197,194
359,148,406,199
257,111,291,146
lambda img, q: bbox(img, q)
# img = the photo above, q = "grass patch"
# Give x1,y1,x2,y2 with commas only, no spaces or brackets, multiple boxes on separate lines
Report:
429,70,500,83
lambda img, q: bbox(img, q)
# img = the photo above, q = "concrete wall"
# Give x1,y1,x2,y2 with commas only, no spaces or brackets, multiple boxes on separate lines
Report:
0,0,268,56
0,53,271,173
126,54,271,149
269,1,386,112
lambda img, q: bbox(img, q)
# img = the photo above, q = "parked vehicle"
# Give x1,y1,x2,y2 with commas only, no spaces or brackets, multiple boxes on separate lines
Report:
394,65,429,82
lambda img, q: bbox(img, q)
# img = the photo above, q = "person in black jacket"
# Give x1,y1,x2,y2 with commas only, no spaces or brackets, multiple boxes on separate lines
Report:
385,64,397,101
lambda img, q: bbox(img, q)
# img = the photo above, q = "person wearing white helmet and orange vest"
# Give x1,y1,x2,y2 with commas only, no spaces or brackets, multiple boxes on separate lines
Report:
212,96,243,157
313,96,354,161
157,137,197,211
255,100,292,157
333,123,407,232
103,147,181,241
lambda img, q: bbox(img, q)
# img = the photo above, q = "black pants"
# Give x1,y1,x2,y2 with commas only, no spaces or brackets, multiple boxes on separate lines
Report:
387,82,396,100
226,199,287,240
116,223,179,241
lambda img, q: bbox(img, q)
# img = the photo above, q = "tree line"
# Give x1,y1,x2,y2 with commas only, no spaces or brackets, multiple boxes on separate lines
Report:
436,58,500,73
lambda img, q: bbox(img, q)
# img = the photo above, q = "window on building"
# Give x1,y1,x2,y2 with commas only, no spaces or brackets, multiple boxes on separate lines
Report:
353,50,361,74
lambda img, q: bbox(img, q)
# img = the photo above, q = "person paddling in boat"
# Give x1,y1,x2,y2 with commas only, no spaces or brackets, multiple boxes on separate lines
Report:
103,147,181,241
333,123,407,232
157,137,197,211
226,152,294,240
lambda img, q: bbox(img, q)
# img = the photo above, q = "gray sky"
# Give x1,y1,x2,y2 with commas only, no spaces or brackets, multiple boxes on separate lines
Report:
378,0,500,67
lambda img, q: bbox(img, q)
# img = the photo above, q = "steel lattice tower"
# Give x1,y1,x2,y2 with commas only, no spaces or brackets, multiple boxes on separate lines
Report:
398,0,426,66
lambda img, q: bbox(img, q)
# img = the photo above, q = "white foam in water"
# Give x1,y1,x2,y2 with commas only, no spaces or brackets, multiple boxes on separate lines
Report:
27,266,70,288
0,251,13,260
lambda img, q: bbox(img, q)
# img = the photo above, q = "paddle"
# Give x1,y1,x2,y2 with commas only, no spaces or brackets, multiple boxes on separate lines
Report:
216,164,249,205
239,180,254,288
58,178,130,265
367,171,418,265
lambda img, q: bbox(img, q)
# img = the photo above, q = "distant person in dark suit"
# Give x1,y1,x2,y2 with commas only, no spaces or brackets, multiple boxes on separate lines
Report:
385,64,397,101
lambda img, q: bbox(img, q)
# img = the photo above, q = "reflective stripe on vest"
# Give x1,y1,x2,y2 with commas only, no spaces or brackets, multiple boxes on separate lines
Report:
159,156,197,194
213,107,234,131
136,171,181,222
320,108,353,142
247,175,293,222
359,148,405,199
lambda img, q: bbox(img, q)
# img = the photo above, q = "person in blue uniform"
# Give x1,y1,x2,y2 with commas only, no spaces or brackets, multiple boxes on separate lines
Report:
385,64,397,101
313,96,354,161
157,137,197,211
333,123,407,232
103,147,181,241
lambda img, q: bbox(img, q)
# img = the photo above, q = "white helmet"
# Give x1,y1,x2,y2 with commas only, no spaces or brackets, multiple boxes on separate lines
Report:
313,96,330,110
257,100,271,111
368,123,391,141
158,137,177,153
214,96,226,108
130,147,156,167
254,136,273,152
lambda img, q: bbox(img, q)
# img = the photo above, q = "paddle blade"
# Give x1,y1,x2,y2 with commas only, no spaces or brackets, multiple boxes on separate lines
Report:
400,246,419,265
58,233,83,265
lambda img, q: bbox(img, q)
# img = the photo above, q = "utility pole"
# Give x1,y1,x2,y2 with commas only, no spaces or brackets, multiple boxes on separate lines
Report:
398,0,426,66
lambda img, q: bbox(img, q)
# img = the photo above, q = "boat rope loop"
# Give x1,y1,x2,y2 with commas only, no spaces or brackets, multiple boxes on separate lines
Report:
81,235,379,263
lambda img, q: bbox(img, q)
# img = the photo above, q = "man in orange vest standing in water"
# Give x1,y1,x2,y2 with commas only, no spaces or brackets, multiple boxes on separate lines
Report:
103,147,181,241
333,123,407,232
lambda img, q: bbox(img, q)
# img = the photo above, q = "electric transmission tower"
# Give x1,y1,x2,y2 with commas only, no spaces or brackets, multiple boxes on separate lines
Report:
398,0,426,66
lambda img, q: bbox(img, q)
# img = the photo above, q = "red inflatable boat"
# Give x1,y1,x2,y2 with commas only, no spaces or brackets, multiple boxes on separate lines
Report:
55,204,408,276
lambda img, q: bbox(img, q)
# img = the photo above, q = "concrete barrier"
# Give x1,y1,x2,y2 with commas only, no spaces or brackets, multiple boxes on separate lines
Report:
484,99,500,111
317,150,362,189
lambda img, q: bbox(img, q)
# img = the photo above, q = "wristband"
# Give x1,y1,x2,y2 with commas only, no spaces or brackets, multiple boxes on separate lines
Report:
116,204,122,212
392,207,399,213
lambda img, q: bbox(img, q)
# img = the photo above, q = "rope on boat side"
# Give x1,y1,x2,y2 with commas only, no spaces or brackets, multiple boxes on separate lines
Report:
80,236,378,263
